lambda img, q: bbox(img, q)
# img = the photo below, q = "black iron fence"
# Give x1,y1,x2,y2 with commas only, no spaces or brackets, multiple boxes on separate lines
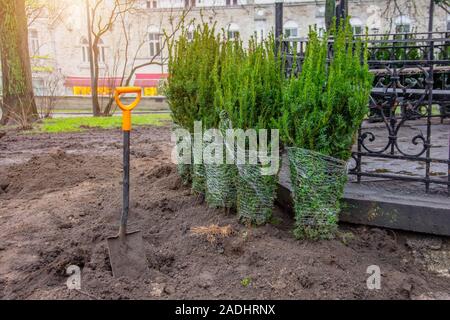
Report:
281,31,450,195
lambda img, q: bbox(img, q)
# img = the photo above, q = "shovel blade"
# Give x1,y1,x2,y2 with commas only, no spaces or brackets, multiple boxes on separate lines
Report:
107,231,148,279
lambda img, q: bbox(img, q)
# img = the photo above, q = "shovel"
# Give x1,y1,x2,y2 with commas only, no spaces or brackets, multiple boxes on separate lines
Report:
107,86,148,279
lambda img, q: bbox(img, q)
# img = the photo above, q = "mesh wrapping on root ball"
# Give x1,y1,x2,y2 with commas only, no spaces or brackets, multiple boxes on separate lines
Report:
204,113,237,209
288,148,348,240
205,164,237,208
236,163,278,226
173,126,192,186
192,164,206,195
191,126,206,194
177,163,191,186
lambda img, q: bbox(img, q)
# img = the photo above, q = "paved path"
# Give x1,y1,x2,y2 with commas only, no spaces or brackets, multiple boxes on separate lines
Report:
350,118,450,196
51,111,170,118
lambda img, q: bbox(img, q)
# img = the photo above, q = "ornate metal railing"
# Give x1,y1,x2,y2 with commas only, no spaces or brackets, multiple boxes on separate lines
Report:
281,32,450,195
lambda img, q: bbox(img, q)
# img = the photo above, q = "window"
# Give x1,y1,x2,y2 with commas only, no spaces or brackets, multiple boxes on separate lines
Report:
148,31,161,57
316,6,325,18
187,24,195,41
32,78,45,96
226,0,238,5
29,29,40,56
394,15,411,33
315,20,326,37
226,23,239,40
284,28,298,38
350,17,363,35
284,21,299,38
81,37,105,63
255,19,266,42
81,37,89,63
97,38,106,63
184,0,195,8
146,0,157,8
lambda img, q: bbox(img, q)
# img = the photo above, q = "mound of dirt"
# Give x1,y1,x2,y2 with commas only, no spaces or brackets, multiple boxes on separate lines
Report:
0,149,113,199
0,127,449,300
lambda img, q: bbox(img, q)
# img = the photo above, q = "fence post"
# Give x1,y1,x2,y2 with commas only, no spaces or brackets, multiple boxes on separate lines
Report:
426,0,435,194
336,0,347,26
275,0,283,55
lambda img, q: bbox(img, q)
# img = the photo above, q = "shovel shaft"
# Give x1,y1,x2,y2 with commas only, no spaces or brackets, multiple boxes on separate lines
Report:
120,130,131,236
114,87,141,240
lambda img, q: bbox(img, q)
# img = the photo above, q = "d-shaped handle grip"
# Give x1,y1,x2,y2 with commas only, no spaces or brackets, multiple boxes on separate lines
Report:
114,87,142,131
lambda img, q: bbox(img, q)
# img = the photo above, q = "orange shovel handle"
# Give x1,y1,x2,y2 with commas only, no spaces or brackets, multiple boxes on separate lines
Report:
114,87,142,131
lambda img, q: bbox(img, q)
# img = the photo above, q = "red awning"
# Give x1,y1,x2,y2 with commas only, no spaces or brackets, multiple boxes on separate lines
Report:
134,73,168,87
64,77,123,87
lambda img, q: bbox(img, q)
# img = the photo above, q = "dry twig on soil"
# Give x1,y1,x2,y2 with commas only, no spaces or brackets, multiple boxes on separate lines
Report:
191,224,233,244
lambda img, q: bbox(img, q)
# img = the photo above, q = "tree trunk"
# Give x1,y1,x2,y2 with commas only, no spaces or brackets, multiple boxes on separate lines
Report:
102,98,115,116
91,37,101,116
0,0,38,126
103,70,132,116
325,0,336,32
336,0,348,27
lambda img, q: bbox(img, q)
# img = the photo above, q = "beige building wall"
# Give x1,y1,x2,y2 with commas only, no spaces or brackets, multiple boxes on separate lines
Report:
16,0,450,99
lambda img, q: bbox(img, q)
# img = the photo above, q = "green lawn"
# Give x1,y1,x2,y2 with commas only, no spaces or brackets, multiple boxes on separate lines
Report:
38,114,171,133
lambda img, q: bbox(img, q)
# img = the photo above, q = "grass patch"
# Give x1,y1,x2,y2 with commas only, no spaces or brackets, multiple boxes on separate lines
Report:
241,277,252,288
37,114,171,133
52,109,94,114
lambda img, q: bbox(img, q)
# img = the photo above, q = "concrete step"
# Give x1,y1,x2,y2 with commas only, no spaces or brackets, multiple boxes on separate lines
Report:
277,154,450,236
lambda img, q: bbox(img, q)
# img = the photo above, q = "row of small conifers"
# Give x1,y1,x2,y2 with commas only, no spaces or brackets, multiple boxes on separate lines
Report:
165,19,373,240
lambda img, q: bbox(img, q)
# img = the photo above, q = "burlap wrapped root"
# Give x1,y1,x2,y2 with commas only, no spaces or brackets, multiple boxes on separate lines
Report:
288,148,348,240
236,162,278,226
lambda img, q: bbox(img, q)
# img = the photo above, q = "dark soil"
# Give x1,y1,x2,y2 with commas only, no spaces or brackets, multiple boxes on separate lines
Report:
0,126,449,300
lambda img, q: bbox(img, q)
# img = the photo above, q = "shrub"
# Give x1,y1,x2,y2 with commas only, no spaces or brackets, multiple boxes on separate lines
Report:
166,22,221,194
280,19,373,239
231,35,282,225
233,35,284,131
166,22,220,132
167,25,282,222
280,21,373,160
202,36,245,209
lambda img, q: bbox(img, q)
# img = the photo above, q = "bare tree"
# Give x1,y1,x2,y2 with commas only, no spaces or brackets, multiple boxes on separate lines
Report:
87,0,140,116
101,9,190,112
25,0,46,27
432,0,449,14
23,0,68,121
37,71,63,118
382,0,449,32
91,5,190,116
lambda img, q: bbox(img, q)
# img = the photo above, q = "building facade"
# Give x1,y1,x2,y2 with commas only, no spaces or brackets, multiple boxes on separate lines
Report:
3,0,449,100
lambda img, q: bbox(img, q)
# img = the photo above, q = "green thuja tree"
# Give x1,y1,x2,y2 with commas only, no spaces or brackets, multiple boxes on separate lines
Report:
166,22,221,193
231,35,283,225
203,35,245,209
166,22,220,132
280,20,372,160
166,23,194,185
189,24,221,194
280,19,373,240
